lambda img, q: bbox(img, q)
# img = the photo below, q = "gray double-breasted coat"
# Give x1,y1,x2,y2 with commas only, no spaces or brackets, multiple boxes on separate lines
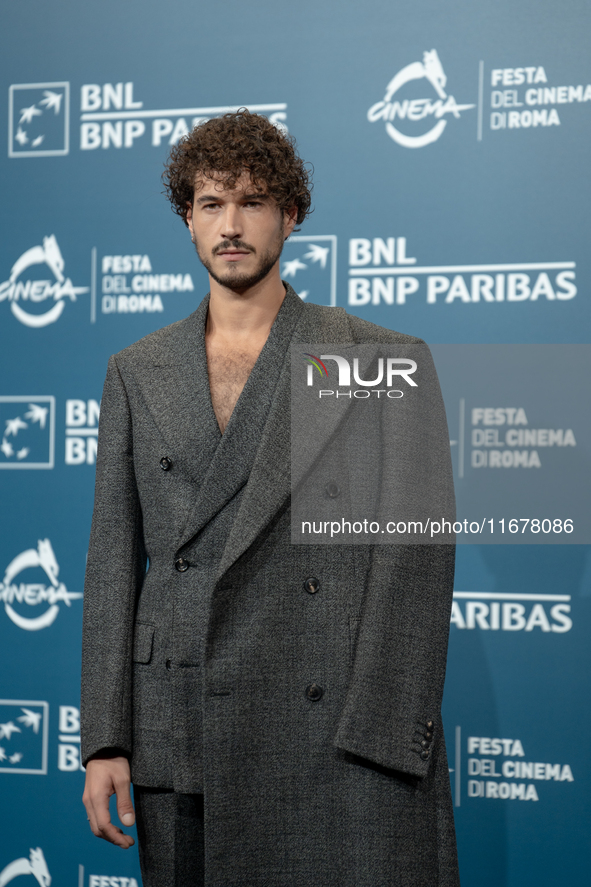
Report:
81,284,459,886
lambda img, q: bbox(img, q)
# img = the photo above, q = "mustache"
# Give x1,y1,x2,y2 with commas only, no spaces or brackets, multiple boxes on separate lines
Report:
213,239,255,255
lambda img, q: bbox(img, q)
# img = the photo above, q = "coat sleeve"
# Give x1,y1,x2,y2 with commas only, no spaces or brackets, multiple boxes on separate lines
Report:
80,355,147,766
333,342,456,778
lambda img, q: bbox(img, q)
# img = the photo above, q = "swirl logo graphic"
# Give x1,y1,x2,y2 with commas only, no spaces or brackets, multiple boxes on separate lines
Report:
1,539,83,631
368,50,475,148
0,847,50,886
0,236,88,327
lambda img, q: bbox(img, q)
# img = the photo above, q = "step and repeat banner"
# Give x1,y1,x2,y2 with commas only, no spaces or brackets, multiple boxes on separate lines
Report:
1,1,589,884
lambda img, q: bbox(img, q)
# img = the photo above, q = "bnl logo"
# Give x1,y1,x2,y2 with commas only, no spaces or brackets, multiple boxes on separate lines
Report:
0,397,55,469
282,235,337,306
65,399,100,465
9,82,69,157
0,700,48,775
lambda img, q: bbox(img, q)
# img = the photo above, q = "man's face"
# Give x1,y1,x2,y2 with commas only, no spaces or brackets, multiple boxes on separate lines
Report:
186,172,297,291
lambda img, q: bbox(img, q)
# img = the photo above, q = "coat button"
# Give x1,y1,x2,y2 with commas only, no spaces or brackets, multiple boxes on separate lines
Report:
160,456,173,471
165,659,172,670
421,750,430,760
303,577,320,594
305,684,323,701
175,558,189,572
426,720,434,730
421,739,431,749
425,731,433,741
325,481,341,499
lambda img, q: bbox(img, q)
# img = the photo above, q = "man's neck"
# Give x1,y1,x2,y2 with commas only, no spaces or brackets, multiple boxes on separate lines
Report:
205,270,286,346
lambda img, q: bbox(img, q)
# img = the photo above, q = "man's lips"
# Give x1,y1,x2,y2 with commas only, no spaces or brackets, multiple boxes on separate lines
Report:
216,249,252,262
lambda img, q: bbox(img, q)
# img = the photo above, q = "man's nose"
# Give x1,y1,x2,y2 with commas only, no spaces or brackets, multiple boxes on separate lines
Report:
220,204,243,240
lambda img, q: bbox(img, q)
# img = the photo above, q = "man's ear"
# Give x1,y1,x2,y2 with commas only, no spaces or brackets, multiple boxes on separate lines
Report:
186,202,195,241
284,206,298,239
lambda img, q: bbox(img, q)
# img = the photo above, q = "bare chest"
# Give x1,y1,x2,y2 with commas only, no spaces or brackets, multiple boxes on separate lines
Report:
206,346,261,433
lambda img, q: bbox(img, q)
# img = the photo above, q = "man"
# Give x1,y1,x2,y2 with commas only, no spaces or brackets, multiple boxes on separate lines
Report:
81,110,459,886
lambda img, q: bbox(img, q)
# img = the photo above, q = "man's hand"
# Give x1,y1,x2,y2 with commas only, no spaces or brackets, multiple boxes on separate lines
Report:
83,755,136,849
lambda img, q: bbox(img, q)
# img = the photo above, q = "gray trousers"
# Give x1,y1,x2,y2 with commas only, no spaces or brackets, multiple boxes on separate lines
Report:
134,788,204,887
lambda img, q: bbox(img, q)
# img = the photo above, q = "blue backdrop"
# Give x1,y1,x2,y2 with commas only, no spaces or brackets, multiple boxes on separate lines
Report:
1,1,589,884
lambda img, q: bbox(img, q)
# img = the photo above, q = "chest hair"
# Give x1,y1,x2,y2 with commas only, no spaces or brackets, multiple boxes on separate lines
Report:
207,346,261,433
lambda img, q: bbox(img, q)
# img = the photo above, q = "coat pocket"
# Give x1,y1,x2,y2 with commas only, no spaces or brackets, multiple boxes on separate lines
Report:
133,622,155,664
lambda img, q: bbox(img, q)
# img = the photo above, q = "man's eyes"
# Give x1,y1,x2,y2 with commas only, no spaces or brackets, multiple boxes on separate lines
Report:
202,200,263,210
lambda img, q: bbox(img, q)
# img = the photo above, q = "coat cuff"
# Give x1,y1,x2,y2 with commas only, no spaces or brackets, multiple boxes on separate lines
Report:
84,746,131,765
81,735,132,769
333,716,437,779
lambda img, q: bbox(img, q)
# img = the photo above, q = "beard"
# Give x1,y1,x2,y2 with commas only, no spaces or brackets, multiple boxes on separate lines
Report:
194,225,285,291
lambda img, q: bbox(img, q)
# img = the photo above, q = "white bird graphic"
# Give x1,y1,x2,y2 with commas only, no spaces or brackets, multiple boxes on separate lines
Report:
18,708,42,733
5,417,27,436
9,752,23,764
19,104,42,125
282,258,307,278
299,291,309,300
25,404,48,429
0,748,6,762
39,90,63,114
1,439,14,458
303,244,330,269
15,127,28,145
31,135,45,148
0,721,22,741
16,448,29,460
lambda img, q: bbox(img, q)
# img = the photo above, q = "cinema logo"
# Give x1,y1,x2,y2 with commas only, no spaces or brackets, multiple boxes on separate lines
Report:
468,734,572,804
0,847,51,885
451,590,572,633
470,406,576,470
452,728,574,806
303,353,418,399
0,236,88,327
489,65,591,132
99,253,194,315
368,50,475,148
0,539,83,631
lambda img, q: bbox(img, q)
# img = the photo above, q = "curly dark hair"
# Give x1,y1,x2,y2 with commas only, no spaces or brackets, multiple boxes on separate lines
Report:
162,110,313,228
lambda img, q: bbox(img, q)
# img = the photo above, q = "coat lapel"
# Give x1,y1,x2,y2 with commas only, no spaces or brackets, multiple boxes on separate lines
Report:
216,287,357,579
128,295,221,487
177,283,306,554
